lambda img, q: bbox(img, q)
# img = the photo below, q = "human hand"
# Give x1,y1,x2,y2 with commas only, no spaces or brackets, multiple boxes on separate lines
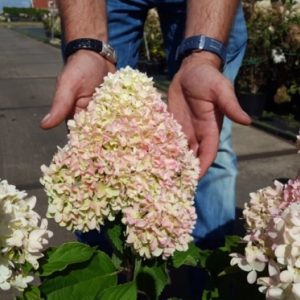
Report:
41,50,115,129
168,52,251,177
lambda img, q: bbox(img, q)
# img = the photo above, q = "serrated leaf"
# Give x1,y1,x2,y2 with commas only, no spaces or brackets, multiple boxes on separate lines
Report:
39,242,95,276
17,286,42,300
40,251,117,300
198,248,213,269
98,281,137,300
219,236,241,253
106,223,124,254
136,261,169,300
172,243,210,268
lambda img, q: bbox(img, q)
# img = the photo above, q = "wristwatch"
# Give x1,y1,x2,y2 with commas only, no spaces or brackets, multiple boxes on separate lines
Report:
64,38,117,65
176,35,227,64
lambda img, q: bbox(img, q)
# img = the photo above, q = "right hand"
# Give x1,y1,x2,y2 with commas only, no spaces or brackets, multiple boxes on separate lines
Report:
168,52,251,177
40,50,115,129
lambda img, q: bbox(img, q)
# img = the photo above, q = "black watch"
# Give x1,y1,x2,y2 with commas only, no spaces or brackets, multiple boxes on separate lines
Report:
176,35,227,64
64,38,117,65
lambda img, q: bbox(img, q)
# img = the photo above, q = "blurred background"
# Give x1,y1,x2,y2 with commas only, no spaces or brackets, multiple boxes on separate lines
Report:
1,0,300,135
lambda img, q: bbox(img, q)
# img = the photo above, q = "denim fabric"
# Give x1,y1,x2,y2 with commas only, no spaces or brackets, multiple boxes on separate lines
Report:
76,1,247,251
193,5,247,248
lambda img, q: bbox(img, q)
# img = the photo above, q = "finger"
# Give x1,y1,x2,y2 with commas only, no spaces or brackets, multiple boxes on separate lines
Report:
41,77,77,129
74,96,92,114
168,82,199,155
215,78,252,125
196,128,220,178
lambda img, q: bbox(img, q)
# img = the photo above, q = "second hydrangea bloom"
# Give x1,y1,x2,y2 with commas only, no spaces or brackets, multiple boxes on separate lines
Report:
231,178,300,299
0,180,52,291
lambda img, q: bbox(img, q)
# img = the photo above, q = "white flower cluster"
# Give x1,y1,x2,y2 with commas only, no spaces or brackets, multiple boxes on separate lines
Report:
231,178,300,299
254,0,300,16
272,49,287,64
255,0,273,12
0,180,53,291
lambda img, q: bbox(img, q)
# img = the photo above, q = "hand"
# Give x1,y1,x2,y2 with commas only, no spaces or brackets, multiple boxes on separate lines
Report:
168,52,251,177
41,50,115,129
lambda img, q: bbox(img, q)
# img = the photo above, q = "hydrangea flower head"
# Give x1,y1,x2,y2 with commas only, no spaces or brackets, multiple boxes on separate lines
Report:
0,180,52,291
231,178,300,299
41,67,199,259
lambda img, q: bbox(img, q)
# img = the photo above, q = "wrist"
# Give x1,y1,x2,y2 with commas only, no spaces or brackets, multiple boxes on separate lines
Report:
176,35,227,68
65,50,115,76
182,51,222,70
64,39,117,65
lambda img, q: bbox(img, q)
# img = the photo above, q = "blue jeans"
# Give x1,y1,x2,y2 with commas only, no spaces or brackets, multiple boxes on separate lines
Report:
75,1,247,248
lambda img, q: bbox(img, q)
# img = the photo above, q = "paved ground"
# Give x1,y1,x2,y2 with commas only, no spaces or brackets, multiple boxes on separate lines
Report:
0,27,299,299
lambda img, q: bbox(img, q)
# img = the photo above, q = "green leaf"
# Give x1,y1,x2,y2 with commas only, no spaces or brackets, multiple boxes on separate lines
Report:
218,265,241,277
136,261,170,300
202,288,219,300
98,281,137,300
106,223,124,254
40,251,117,300
172,243,210,268
111,252,122,269
39,242,95,276
21,261,34,275
219,236,241,253
198,248,213,269
133,258,142,280
17,286,42,300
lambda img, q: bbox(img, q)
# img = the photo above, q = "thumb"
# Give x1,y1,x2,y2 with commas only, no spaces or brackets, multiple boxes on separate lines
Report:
40,79,76,129
216,79,252,126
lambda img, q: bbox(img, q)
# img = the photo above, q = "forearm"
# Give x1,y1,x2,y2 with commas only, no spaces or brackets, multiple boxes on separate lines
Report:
184,0,240,67
57,0,108,42
186,0,239,42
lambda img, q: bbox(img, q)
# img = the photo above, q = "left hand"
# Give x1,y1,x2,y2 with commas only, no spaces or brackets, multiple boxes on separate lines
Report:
168,52,251,177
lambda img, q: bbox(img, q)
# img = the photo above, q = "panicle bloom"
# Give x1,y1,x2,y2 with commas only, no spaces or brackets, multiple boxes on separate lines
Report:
243,181,283,232
283,179,300,206
0,180,53,291
231,178,300,299
41,67,199,259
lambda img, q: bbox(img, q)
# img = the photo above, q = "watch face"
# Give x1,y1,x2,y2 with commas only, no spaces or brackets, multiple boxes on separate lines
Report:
100,42,117,64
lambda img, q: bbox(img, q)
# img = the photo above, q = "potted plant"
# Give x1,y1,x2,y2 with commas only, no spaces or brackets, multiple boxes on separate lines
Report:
138,9,166,76
236,0,273,117
265,1,300,115
237,0,300,118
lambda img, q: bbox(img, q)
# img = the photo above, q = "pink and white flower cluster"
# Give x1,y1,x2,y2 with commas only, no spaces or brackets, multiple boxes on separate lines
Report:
231,178,300,299
41,67,199,259
0,180,52,291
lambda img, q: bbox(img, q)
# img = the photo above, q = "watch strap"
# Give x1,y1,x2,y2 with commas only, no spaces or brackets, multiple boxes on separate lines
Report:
176,35,227,63
64,38,117,64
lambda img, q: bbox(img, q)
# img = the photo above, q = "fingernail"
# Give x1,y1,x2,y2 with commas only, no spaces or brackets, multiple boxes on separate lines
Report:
41,113,51,124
